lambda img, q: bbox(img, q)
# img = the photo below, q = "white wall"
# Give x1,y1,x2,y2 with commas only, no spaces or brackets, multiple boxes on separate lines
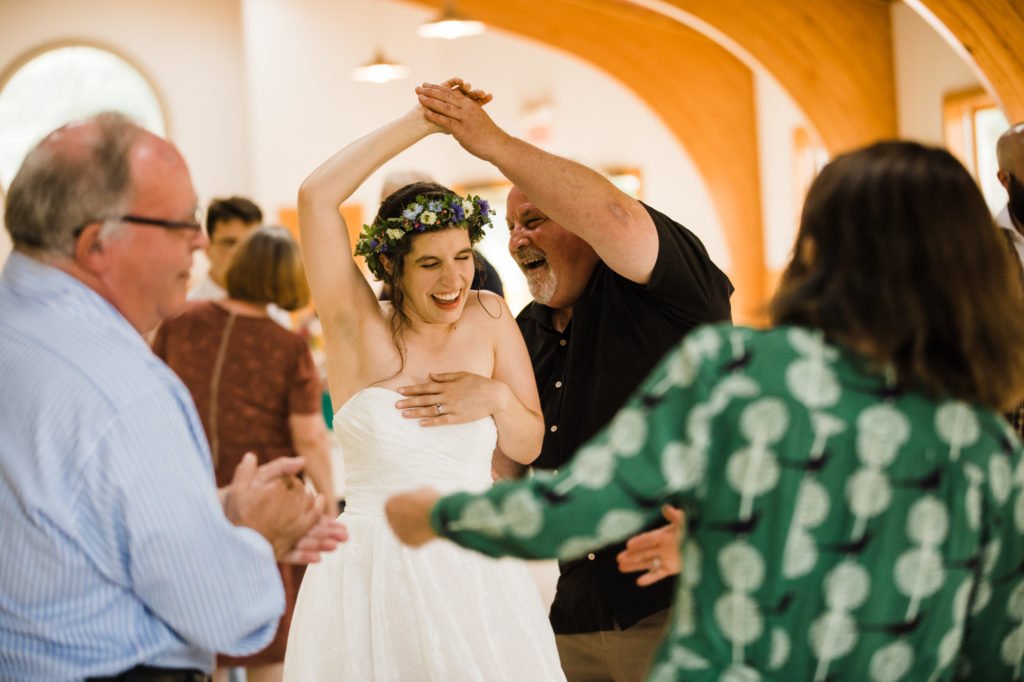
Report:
240,0,727,313
0,0,252,203
891,1,981,144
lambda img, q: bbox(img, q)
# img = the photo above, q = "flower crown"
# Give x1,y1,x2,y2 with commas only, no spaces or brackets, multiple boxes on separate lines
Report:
355,192,494,280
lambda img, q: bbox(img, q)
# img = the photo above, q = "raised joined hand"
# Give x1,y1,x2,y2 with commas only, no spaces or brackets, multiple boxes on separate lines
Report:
416,78,503,158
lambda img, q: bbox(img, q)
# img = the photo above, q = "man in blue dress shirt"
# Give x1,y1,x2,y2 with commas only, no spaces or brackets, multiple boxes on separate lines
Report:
0,113,346,682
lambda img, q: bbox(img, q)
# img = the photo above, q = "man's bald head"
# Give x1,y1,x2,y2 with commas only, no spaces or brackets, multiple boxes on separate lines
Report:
4,112,145,256
997,122,1024,176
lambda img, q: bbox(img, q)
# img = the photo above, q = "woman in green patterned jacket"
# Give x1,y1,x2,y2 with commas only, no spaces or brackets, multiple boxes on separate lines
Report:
387,141,1024,681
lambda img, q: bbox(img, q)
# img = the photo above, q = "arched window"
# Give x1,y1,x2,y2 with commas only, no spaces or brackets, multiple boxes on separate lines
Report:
0,44,166,189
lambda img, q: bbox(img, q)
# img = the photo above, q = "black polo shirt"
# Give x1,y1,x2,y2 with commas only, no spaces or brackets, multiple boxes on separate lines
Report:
517,202,733,633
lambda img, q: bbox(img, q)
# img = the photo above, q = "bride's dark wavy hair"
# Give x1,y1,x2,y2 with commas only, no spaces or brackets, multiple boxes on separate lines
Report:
374,182,495,365
771,140,1024,410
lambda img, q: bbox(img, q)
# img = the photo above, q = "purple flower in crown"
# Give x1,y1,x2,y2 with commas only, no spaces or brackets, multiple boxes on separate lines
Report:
369,238,379,250
452,203,466,222
477,198,491,215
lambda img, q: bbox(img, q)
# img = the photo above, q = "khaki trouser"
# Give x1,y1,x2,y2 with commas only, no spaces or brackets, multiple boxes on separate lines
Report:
555,609,669,682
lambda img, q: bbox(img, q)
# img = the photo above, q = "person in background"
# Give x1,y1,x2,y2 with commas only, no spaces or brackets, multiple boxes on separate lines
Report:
154,225,336,682
189,196,292,330
413,78,732,681
995,123,1024,439
0,112,345,682
388,140,1024,681
188,196,262,301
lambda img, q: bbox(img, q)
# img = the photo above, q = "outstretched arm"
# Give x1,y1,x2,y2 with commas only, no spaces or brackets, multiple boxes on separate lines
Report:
298,106,438,402
417,81,658,284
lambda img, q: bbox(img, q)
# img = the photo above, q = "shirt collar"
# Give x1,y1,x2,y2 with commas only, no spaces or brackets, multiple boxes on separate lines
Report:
2,250,149,350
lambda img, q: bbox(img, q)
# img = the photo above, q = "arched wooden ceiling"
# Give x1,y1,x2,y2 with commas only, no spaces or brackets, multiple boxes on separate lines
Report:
405,0,1024,320
912,0,1024,122
656,0,898,154
409,0,770,322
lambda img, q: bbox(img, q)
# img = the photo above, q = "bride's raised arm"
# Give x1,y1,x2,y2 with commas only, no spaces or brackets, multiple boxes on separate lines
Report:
297,106,439,404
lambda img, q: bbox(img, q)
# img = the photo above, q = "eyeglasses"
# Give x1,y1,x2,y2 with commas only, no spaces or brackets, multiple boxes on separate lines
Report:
73,209,205,238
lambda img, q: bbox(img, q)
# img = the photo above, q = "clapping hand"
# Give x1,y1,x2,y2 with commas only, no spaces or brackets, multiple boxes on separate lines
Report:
616,505,685,587
222,453,348,563
396,371,511,426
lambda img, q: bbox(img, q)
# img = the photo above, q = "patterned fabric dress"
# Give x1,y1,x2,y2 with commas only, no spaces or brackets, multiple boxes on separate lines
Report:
153,301,322,667
433,324,1024,681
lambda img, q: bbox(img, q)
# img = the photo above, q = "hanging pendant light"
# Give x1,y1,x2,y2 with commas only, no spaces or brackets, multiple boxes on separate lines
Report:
418,1,485,40
351,49,409,83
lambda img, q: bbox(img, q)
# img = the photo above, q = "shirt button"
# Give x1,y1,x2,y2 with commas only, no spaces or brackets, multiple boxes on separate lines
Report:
587,553,596,560
555,381,563,389
559,339,567,347
550,425,558,433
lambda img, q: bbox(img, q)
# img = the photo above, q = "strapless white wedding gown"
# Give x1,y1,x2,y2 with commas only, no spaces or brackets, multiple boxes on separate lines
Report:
283,388,565,681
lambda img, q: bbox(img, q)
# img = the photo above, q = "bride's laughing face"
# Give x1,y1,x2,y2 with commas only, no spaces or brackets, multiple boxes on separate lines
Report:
399,228,475,325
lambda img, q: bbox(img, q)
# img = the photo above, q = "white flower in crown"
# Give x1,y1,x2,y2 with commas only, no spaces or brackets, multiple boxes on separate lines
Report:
385,228,405,241
420,211,438,225
462,198,475,216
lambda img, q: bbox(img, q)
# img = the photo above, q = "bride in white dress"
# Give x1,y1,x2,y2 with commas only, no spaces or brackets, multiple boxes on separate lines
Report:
283,81,565,681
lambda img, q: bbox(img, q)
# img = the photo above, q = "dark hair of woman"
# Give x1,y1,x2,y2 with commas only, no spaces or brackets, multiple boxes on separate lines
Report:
771,140,1024,410
375,181,495,359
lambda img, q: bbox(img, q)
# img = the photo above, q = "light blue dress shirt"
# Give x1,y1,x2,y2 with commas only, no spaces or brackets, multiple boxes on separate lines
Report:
0,252,284,681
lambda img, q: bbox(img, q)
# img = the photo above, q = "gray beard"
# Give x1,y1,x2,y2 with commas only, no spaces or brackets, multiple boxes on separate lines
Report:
527,270,557,305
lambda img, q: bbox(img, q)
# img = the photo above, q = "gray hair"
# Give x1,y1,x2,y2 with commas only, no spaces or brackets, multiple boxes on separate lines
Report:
4,111,140,256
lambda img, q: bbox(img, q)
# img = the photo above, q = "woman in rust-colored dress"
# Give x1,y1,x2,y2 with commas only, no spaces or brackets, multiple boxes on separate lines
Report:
153,225,335,682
